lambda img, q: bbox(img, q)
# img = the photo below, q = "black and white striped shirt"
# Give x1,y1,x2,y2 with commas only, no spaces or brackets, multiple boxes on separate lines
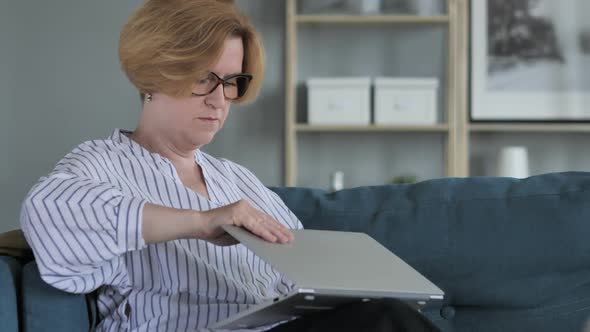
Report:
20,129,303,331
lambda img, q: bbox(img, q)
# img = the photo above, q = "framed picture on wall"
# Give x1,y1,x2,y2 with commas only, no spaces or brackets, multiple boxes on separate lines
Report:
470,0,590,122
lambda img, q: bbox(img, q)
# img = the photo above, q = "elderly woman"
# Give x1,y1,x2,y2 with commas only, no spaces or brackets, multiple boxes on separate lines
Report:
20,0,440,331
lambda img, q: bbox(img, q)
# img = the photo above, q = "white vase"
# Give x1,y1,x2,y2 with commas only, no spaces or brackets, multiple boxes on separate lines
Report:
330,171,344,192
496,146,530,178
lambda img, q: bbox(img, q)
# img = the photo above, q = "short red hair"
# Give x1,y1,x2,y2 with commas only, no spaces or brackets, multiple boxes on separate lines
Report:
119,0,265,104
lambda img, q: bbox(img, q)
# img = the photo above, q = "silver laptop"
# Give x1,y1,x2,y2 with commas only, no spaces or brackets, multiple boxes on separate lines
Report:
211,225,444,330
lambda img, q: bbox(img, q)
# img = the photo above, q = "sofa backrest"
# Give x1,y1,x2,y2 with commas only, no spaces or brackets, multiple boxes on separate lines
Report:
271,172,590,332
5,172,590,332
0,256,21,332
21,261,91,332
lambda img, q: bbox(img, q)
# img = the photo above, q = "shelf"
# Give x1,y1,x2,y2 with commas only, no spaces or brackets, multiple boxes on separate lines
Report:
284,0,469,185
295,124,449,133
469,123,590,133
295,14,450,25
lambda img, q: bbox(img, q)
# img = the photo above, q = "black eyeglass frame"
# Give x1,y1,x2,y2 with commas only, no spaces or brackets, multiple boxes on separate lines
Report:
191,72,253,100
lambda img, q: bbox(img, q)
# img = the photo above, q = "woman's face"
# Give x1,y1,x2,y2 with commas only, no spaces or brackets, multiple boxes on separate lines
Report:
150,37,245,150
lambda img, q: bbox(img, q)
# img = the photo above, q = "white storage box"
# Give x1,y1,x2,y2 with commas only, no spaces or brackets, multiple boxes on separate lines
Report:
374,78,439,125
307,77,371,125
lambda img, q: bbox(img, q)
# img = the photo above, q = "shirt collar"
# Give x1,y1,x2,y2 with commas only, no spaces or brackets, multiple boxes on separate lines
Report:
110,128,202,167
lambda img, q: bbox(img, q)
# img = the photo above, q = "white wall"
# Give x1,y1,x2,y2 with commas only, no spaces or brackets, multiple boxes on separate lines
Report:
0,0,287,232
1,1,589,232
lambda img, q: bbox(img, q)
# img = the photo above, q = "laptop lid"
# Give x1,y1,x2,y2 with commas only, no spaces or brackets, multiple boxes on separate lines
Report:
222,225,444,300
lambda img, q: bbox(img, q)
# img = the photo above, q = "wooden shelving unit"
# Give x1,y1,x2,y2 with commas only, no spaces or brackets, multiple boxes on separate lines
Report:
284,0,470,186
470,123,590,133
284,1,590,185
296,14,450,24
296,124,450,133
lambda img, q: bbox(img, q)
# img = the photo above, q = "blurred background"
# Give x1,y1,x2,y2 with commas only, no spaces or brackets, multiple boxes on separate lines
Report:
1,0,590,232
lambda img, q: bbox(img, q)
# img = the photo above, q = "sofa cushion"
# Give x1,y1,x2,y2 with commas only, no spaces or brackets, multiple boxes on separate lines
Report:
271,172,590,332
0,256,21,332
21,261,91,332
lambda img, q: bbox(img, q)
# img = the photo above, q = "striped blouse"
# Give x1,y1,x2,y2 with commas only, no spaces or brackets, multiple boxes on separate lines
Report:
20,129,303,332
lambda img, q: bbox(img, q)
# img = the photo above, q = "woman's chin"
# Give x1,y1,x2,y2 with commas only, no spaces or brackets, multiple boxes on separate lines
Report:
187,119,223,147
188,133,215,147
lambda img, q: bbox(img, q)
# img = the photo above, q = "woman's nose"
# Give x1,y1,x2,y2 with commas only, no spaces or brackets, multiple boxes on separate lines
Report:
205,84,226,108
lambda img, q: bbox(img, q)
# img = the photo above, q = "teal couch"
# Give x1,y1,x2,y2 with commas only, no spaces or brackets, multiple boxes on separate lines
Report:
2,172,590,331
0,256,21,332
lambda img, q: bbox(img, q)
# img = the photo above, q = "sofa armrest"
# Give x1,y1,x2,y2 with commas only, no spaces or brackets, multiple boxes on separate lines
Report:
21,261,91,332
0,256,21,332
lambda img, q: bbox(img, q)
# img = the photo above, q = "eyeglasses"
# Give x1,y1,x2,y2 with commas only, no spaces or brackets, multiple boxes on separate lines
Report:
191,72,253,100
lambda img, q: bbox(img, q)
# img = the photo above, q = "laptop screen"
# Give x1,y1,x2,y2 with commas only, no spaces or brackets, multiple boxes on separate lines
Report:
222,225,443,299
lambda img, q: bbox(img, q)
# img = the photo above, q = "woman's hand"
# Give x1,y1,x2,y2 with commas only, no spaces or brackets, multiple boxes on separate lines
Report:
197,200,294,246
141,201,293,246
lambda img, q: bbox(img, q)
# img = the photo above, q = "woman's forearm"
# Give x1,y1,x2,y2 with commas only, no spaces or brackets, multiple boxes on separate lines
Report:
141,200,293,246
142,203,205,244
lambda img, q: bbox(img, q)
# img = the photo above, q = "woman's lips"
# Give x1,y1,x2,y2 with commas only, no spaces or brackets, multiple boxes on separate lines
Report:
197,117,218,122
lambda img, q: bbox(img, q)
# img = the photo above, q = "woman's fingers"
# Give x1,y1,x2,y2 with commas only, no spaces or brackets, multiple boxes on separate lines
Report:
253,217,280,242
243,214,292,244
205,200,294,244
263,217,293,243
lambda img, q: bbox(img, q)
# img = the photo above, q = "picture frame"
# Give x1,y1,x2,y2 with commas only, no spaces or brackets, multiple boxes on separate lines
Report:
470,0,590,122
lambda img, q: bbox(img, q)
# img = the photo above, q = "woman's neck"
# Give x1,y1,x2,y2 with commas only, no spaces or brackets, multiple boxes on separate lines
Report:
128,127,197,167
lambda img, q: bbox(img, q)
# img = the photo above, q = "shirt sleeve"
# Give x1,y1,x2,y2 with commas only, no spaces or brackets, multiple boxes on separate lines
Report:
20,169,147,294
225,161,303,230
